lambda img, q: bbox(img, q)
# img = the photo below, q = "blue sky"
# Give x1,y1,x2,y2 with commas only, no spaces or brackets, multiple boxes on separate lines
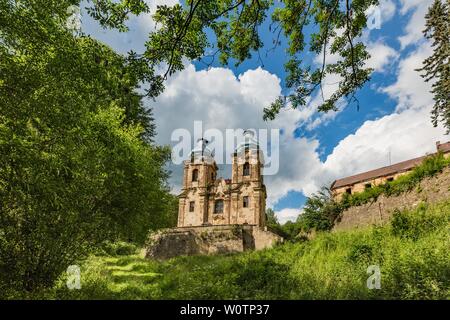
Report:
82,0,448,223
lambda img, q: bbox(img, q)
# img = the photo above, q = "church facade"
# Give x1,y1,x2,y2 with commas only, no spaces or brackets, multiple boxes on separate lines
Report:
177,130,266,228
144,130,282,260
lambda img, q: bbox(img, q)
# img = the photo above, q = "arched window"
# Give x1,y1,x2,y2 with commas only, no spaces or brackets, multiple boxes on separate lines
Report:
192,169,198,182
243,196,249,208
214,200,224,214
243,162,250,176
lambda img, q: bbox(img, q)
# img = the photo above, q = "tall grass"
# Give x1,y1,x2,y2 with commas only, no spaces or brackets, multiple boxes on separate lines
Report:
32,200,450,300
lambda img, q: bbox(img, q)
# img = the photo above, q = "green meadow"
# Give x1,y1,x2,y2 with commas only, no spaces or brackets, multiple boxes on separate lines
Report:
27,200,449,300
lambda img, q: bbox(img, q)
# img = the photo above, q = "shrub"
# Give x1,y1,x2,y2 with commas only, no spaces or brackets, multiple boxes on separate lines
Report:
100,242,139,256
0,3,174,295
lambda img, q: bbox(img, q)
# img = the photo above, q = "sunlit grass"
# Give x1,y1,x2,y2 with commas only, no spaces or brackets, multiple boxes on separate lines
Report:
39,200,450,300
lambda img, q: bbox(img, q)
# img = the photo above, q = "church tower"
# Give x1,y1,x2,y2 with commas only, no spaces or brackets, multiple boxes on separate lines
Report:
149,131,281,260
178,131,266,228
178,138,217,227
230,130,266,226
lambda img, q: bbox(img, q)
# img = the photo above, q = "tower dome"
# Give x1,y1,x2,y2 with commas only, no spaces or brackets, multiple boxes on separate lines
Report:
235,129,264,164
236,129,259,153
190,138,215,163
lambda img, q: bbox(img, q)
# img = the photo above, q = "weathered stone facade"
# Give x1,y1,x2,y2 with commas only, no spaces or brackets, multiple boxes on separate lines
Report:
177,132,266,228
145,225,283,260
333,166,450,232
144,130,282,260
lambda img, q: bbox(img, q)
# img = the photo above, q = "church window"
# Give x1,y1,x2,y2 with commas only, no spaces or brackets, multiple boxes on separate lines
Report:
214,200,224,214
243,162,250,176
192,169,198,182
345,188,352,194
189,201,195,212
243,196,249,208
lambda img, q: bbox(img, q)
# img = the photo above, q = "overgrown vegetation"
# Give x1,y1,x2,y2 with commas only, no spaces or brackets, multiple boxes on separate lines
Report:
340,152,450,208
18,199,450,300
281,153,450,236
0,1,178,295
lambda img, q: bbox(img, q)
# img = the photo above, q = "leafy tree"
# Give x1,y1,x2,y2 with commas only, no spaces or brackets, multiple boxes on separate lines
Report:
0,0,173,294
266,208,279,226
265,208,304,241
265,208,289,238
298,187,341,232
146,0,379,119
417,0,450,132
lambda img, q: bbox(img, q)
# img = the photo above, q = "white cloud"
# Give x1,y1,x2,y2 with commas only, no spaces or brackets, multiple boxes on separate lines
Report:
383,43,433,111
366,40,400,72
151,64,324,206
275,208,301,224
378,0,397,22
322,106,447,182
398,0,433,48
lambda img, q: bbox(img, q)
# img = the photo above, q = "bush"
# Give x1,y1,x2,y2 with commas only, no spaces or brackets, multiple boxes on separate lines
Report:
0,3,175,295
100,242,139,256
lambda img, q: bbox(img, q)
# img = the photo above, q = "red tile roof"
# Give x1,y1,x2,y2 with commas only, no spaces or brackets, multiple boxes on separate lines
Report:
437,141,450,153
331,141,450,190
331,156,427,190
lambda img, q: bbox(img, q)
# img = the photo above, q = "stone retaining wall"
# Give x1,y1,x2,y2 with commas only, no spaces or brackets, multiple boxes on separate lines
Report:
145,225,283,260
333,167,450,232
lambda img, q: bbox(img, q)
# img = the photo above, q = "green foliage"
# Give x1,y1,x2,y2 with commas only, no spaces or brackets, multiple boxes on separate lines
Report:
145,0,380,119
299,187,342,232
341,153,450,208
391,202,449,241
99,241,139,256
417,0,450,132
0,0,176,294
25,199,450,300
265,208,304,241
265,208,289,238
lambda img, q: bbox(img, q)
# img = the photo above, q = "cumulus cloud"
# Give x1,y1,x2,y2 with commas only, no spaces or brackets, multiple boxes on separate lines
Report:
378,0,397,22
382,43,433,111
275,208,301,224
151,65,324,206
366,40,400,72
322,106,447,183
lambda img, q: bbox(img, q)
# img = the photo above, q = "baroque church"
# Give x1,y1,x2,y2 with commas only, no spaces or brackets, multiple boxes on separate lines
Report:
178,130,267,228
144,130,282,260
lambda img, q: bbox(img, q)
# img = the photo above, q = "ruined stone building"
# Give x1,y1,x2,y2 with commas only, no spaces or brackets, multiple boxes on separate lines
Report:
178,130,266,228
145,130,282,260
331,141,450,201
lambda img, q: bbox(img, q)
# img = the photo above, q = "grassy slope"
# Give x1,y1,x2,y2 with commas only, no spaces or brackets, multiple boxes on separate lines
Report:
42,201,449,300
